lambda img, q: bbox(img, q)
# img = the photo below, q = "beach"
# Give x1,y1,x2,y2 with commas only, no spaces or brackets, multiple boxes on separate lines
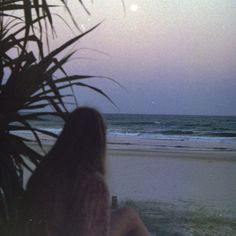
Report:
106,137,236,235
26,134,236,236
107,137,236,203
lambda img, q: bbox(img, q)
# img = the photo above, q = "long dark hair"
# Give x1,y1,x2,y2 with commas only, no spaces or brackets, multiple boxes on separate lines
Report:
30,107,106,179
44,107,106,175
21,107,107,236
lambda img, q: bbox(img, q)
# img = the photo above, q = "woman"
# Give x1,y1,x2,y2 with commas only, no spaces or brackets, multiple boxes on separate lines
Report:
23,107,150,236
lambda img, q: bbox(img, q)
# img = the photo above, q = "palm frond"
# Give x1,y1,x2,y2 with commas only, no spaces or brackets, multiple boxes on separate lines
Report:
0,1,119,233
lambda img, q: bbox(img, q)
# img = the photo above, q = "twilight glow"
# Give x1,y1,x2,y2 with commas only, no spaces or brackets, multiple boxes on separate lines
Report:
54,0,236,115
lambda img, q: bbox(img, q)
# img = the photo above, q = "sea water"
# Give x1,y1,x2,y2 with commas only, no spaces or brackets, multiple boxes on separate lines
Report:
28,113,236,144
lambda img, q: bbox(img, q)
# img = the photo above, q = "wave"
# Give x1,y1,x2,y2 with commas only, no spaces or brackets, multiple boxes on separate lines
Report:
13,113,236,145
206,132,236,138
12,128,62,136
27,126,236,139
12,128,236,145
44,128,62,134
161,130,194,135
110,121,160,126
108,130,141,137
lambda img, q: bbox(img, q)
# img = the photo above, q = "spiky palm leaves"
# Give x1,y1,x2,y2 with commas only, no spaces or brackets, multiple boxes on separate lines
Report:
0,1,112,233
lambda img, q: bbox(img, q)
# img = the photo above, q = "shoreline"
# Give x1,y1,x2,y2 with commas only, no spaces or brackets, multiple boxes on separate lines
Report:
26,133,236,160
107,135,236,161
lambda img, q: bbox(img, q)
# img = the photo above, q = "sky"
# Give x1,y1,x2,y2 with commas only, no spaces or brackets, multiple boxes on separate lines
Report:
52,0,236,115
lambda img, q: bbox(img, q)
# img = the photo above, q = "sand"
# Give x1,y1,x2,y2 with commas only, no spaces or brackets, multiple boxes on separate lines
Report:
106,137,236,204
105,138,236,235
25,135,236,235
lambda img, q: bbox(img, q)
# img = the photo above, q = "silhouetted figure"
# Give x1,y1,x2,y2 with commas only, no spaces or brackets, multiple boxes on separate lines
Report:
22,107,149,236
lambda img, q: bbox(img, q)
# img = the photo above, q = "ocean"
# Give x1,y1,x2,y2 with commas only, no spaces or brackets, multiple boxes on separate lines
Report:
29,113,236,145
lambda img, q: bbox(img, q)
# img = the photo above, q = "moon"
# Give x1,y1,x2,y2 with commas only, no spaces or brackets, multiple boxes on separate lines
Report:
130,4,139,12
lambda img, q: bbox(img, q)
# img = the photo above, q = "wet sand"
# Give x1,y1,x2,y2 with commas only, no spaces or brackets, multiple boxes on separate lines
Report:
106,137,236,214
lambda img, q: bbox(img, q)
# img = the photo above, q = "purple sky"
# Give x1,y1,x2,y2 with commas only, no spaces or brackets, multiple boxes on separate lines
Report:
53,0,236,115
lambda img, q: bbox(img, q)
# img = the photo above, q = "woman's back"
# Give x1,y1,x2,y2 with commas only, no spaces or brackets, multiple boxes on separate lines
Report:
23,163,110,236
20,107,150,236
